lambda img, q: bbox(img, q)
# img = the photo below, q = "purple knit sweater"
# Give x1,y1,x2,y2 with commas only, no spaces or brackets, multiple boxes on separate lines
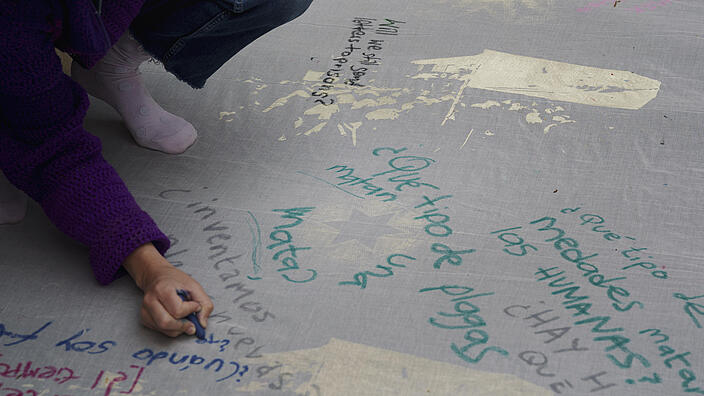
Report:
0,0,170,285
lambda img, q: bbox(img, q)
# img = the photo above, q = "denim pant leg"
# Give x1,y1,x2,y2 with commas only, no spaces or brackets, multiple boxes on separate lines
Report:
130,0,313,89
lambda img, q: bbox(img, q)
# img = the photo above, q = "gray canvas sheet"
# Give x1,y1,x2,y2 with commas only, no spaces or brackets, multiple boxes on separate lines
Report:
2,0,704,395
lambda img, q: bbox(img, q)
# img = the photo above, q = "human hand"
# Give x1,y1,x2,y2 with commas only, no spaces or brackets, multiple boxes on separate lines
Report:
122,242,214,337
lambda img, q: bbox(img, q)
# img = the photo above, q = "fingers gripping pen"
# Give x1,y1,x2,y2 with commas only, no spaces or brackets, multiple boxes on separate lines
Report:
176,290,206,339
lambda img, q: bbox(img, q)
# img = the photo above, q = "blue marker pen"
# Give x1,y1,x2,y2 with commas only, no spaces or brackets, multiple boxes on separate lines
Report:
176,290,206,340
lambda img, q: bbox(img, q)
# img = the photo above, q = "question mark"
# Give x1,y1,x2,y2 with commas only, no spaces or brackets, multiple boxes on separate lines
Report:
238,365,250,382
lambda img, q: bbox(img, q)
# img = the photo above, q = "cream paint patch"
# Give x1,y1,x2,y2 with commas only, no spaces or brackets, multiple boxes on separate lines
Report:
365,108,401,120
471,100,502,109
343,122,362,146
508,102,529,111
303,122,327,136
304,103,340,120
526,109,543,124
460,129,474,149
224,56,600,146
218,111,237,122
470,98,576,134
238,338,550,395
262,90,309,113
336,122,363,146
544,115,576,134
412,49,661,110
255,75,420,145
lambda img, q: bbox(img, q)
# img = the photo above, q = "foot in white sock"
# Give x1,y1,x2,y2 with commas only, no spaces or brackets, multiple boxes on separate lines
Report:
0,173,27,225
71,33,197,154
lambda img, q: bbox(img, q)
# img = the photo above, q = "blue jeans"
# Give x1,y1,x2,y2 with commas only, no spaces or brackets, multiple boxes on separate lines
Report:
130,0,313,88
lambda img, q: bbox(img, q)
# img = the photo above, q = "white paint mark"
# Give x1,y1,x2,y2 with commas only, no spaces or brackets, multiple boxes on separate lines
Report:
304,104,340,120
337,124,347,136
552,115,574,123
413,49,661,109
526,109,543,124
508,102,529,111
218,111,236,121
304,122,327,135
263,90,309,113
337,94,357,104
442,76,471,125
543,123,559,133
544,115,576,133
434,147,441,152
351,97,397,109
471,100,502,109
484,129,494,136
294,117,304,128
366,108,401,120
411,73,440,80
303,71,324,81
278,135,287,141
343,122,362,147
460,129,474,149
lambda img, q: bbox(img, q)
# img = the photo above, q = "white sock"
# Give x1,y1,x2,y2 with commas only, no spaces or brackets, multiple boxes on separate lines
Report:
71,33,197,154
0,172,27,225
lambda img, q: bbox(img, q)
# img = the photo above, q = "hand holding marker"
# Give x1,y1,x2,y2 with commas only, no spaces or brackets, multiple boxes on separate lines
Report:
177,289,206,339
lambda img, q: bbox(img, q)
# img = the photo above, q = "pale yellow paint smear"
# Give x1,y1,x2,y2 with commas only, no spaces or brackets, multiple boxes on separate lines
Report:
412,72,440,80
471,100,502,109
366,108,401,120
343,122,362,146
544,115,576,133
304,103,339,120
303,71,324,81
218,111,236,120
304,122,327,135
337,94,357,104
508,102,529,111
351,97,397,109
412,49,661,110
262,90,309,113
544,105,564,114
239,338,550,396
460,128,474,149
526,109,543,124
552,115,573,123
442,76,471,125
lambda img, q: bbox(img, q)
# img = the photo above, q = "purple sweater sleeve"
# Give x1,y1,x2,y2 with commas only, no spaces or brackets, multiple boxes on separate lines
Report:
0,2,169,285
